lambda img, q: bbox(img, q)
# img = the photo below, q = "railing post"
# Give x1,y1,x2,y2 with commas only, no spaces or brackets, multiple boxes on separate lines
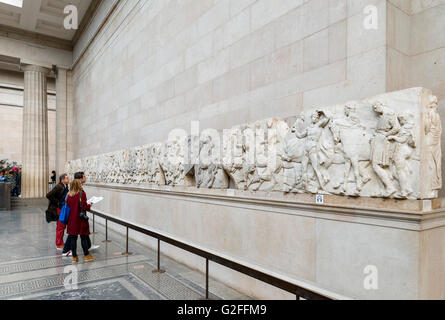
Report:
102,218,111,243
152,238,165,274
200,258,211,300
92,212,96,234
121,226,133,256
206,258,209,299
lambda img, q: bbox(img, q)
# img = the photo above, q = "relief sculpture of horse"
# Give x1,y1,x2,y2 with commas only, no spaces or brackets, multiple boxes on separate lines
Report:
329,111,372,194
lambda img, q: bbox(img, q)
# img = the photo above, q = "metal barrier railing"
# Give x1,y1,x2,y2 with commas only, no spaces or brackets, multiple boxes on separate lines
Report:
90,209,333,300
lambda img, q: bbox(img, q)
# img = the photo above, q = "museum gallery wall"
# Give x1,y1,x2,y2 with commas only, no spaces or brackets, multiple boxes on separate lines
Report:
66,87,442,200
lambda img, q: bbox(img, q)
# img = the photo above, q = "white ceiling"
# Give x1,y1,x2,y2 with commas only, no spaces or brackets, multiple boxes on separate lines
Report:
0,0,92,40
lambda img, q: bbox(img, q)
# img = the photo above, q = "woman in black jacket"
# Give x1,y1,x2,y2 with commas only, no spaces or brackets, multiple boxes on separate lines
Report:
46,174,70,249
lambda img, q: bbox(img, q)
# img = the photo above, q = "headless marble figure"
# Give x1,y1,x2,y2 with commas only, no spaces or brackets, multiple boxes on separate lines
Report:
388,113,416,198
370,103,400,196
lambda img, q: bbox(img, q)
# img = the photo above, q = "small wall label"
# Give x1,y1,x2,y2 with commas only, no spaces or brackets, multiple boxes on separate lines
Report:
316,194,324,204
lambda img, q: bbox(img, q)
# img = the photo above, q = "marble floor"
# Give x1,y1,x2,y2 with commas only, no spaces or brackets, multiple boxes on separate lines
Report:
0,207,251,300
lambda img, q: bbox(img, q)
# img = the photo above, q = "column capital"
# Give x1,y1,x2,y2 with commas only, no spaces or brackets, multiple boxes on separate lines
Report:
55,66,69,79
55,65,70,71
21,64,51,74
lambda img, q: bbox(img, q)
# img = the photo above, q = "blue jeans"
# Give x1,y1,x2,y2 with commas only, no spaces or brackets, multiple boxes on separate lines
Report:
70,235,91,257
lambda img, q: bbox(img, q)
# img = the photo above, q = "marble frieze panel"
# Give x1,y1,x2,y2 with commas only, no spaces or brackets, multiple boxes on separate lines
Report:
66,88,442,200
0,159,21,171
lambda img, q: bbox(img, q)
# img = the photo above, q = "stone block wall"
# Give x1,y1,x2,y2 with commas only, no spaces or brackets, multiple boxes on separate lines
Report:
72,0,390,159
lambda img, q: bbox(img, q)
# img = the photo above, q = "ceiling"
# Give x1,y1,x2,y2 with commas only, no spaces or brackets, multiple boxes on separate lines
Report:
0,0,92,40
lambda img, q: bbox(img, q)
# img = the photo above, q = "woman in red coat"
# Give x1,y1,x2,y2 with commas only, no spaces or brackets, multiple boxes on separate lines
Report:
66,179,95,263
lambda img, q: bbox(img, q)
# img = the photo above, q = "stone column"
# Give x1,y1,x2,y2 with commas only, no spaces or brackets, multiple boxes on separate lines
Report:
56,68,68,176
21,64,50,198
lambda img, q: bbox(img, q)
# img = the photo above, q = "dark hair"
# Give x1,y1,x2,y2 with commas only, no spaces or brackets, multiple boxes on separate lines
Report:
74,172,85,180
59,173,68,183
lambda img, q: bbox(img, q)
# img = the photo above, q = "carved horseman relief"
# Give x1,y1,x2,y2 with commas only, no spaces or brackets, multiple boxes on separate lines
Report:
85,156,99,183
253,119,288,192
65,88,441,200
222,119,288,192
126,148,138,184
107,152,118,183
329,105,371,195
159,136,188,186
132,146,147,183
64,161,71,179
97,154,106,183
147,143,165,185
222,125,248,190
102,153,113,183
187,134,229,189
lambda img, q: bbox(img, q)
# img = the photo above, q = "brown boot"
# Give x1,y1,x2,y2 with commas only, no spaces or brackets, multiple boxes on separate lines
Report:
72,256,79,263
84,254,96,262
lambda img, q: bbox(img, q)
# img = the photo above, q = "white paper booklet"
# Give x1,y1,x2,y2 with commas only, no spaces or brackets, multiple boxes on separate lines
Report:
87,196,104,205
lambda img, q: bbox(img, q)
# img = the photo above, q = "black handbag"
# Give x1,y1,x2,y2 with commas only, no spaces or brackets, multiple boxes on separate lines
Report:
45,209,58,223
79,192,89,221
